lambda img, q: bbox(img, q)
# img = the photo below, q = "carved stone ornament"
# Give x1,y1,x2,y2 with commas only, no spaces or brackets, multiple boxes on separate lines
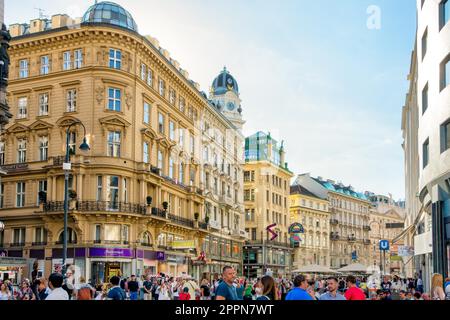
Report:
95,85,105,105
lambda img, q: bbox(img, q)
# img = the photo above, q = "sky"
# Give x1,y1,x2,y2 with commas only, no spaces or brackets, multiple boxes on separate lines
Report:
5,0,417,200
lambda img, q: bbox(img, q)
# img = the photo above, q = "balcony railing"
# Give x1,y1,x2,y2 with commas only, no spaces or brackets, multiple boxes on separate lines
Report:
347,236,357,242
330,233,340,240
363,226,371,231
32,241,47,246
330,219,339,225
55,240,77,245
363,239,371,245
44,201,147,215
9,242,25,247
150,207,167,218
167,213,194,228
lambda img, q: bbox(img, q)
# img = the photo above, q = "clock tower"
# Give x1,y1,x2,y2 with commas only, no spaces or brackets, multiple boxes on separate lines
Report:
209,67,245,130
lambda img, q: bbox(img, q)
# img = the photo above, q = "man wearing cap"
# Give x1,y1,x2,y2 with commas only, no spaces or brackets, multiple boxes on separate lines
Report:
319,277,346,300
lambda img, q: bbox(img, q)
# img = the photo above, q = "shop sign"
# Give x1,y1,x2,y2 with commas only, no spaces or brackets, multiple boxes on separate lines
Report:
171,240,196,249
398,246,414,257
166,255,187,264
156,251,165,261
0,250,7,257
89,247,133,258
0,257,28,266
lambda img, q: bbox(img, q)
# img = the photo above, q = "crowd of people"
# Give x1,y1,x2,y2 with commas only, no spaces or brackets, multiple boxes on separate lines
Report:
1,266,449,301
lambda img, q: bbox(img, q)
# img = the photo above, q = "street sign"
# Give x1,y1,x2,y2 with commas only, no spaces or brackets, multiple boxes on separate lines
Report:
379,240,389,251
351,251,357,260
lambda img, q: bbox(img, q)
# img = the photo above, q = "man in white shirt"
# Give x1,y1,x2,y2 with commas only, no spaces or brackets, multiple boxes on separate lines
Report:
46,273,69,300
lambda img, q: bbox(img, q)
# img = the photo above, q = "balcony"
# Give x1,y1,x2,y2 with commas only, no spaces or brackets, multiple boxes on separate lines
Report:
347,236,356,242
363,226,371,231
363,239,371,245
55,240,77,245
330,219,339,225
9,242,25,247
150,207,167,218
167,213,194,228
44,201,147,215
32,241,47,246
330,233,340,240
150,166,161,176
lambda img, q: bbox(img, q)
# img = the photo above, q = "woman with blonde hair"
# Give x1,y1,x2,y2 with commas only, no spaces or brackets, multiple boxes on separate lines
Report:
0,282,12,300
431,273,446,300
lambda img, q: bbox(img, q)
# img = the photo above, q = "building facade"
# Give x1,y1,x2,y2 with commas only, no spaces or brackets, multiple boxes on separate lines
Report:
242,132,293,278
0,2,245,284
289,184,330,268
366,193,406,276
292,174,371,269
401,0,450,290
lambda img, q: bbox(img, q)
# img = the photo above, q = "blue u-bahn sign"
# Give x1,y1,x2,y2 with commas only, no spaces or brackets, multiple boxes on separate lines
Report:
379,240,389,251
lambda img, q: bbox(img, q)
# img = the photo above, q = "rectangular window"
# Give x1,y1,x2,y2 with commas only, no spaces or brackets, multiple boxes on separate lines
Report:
421,28,427,60
63,51,71,70
179,97,185,113
107,131,121,157
141,63,147,81
0,183,4,208
109,49,121,69
38,93,49,116
74,49,83,69
441,119,450,153
16,182,26,207
107,176,120,210
179,162,184,183
143,142,149,163
143,102,150,124
441,55,450,91
178,128,184,148
190,135,194,155
67,89,77,112
40,55,50,75
123,178,128,203
37,180,47,205
17,97,27,119
158,150,163,170
0,142,5,165
13,228,26,244
108,88,121,112
158,113,165,134
440,0,450,29
39,136,48,161
95,225,101,242
147,69,153,86
423,139,429,168
68,132,76,155
422,83,428,114
17,138,27,163
169,88,176,105
19,59,28,78
190,167,195,186
159,78,165,96
169,157,174,179
169,121,175,140
96,176,103,201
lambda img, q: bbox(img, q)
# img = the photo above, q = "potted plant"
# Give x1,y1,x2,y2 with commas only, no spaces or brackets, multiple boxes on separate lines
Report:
194,212,199,220
205,215,210,224
162,201,169,211
146,196,153,206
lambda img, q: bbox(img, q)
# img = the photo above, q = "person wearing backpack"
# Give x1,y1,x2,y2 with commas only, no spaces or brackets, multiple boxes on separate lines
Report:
255,275,278,300
107,276,126,300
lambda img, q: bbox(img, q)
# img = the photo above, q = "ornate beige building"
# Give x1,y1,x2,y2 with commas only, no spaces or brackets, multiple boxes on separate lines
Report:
242,132,294,278
289,184,330,268
292,174,371,269
366,193,406,276
0,2,245,284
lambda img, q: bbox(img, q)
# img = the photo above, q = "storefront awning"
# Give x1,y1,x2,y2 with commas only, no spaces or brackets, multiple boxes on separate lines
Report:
0,257,28,267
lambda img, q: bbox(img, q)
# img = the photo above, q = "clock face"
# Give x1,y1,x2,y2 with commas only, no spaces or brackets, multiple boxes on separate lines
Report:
227,102,235,111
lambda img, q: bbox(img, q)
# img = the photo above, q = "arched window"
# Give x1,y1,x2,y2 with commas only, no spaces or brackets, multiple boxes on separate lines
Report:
58,228,77,244
141,231,152,246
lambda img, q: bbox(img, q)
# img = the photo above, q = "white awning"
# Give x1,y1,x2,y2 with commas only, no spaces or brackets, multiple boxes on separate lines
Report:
392,224,415,244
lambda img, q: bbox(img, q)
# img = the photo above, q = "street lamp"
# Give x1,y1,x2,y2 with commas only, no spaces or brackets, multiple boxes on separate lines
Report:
0,220,4,232
368,220,383,277
62,121,89,277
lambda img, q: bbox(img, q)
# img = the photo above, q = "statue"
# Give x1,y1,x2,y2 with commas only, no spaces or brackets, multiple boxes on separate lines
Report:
0,23,11,87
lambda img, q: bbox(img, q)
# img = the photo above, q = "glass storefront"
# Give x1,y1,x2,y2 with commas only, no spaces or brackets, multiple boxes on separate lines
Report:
91,261,131,285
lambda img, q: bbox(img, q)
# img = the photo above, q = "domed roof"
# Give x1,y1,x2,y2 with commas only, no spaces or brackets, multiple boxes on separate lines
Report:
212,67,239,95
82,1,138,32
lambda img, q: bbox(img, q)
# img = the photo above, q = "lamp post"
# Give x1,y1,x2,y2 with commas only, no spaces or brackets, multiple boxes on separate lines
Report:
368,220,383,277
62,121,90,277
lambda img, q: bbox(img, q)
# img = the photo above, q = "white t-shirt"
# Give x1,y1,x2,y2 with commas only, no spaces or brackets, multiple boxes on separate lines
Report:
46,287,69,300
